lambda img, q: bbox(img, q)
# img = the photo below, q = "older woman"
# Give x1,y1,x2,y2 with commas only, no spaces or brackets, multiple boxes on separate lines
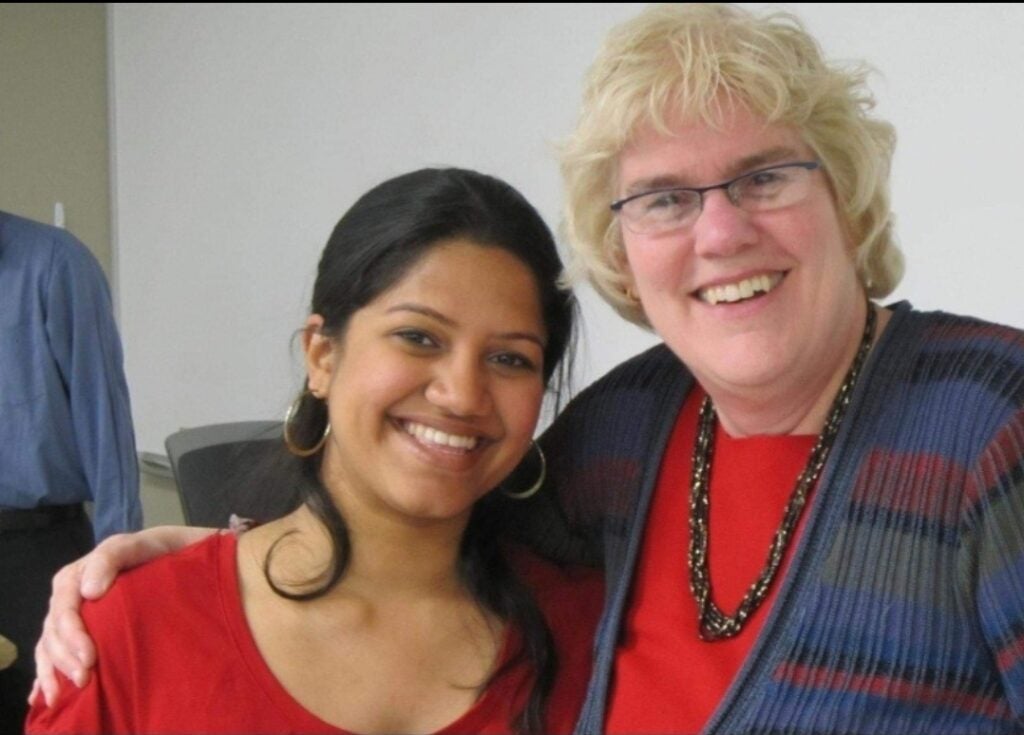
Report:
523,5,1024,734
34,5,1024,735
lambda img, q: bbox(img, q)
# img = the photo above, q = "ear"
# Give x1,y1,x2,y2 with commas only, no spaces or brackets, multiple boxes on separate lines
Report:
614,248,639,299
303,314,336,397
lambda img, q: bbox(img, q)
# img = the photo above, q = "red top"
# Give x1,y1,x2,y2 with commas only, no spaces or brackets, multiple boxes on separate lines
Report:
27,533,602,734
606,389,817,734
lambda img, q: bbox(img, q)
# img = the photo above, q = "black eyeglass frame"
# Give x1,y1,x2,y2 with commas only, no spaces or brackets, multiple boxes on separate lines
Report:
609,160,821,213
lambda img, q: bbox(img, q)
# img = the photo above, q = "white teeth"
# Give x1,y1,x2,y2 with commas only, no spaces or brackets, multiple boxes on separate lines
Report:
403,421,478,450
699,273,782,305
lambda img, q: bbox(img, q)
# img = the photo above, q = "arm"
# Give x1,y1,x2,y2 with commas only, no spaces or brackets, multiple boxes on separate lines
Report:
33,525,215,705
506,399,642,566
45,238,141,540
963,406,1024,718
497,398,610,567
503,345,691,567
503,419,606,567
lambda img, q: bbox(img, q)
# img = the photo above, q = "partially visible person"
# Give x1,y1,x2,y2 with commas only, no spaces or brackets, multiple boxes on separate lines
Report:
26,168,601,735
0,210,141,732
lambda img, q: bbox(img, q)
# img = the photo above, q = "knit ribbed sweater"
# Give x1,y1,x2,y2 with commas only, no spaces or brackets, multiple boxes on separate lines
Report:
523,303,1024,734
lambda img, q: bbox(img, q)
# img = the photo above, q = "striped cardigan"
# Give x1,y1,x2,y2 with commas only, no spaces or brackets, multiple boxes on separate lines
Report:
524,303,1024,734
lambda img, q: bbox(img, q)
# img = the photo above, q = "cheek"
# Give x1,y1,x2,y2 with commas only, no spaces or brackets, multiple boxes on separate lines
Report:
623,232,692,292
622,237,696,303
787,198,853,263
328,359,416,424
800,221,855,281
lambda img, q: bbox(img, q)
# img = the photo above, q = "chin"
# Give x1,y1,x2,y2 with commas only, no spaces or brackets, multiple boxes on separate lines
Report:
689,333,780,373
697,350,801,398
393,493,480,524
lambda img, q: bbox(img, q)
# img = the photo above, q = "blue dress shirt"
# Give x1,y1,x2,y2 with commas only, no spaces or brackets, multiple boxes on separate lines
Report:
0,211,142,541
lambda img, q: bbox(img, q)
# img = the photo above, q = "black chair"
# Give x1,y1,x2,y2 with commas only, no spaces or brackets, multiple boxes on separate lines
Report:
165,421,304,527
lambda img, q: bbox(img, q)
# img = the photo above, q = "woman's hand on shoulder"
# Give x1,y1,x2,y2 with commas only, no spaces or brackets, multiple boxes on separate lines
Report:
31,525,217,706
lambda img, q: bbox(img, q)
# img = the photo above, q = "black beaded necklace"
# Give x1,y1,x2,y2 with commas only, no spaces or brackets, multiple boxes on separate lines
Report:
687,304,877,641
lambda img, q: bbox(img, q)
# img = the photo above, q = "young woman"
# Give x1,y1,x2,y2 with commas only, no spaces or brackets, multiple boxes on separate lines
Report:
26,167,601,735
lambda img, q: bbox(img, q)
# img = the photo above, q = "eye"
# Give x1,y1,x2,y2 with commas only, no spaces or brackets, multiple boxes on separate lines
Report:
739,168,790,198
489,351,539,373
393,329,439,349
640,189,694,214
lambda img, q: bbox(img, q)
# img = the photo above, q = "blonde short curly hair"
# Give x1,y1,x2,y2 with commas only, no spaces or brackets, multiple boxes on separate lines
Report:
561,3,904,327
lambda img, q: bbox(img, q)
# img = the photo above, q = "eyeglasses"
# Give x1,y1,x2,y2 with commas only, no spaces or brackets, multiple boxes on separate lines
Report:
610,161,821,235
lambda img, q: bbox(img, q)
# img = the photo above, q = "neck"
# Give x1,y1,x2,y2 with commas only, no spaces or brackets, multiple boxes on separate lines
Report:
706,302,890,437
250,498,470,603
341,506,469,600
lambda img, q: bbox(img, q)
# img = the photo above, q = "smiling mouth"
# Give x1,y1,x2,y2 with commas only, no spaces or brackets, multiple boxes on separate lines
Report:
696,273,784,306
401,421,480,452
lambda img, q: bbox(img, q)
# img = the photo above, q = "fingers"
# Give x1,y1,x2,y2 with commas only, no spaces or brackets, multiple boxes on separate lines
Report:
47,560,94,660
33,543,109,705
78,533,127,599
33,636,72,708
35,575,94,707
77,527,213,598
31,526,218,708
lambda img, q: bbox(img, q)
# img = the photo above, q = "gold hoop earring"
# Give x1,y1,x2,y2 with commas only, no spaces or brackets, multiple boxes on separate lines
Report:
283,393,331,457
503,442,546,500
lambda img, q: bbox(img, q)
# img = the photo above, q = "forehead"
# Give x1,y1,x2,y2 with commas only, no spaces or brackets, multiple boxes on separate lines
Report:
369,240,545,332
617,107,808,193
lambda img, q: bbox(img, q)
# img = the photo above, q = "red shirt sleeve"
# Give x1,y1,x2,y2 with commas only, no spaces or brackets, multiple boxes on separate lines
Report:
26,581,136,733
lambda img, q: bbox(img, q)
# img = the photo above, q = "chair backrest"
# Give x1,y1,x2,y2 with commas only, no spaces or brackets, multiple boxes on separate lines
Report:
165,421,303,527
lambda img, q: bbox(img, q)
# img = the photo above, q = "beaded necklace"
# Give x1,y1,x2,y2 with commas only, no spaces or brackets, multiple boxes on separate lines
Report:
688,304,877,640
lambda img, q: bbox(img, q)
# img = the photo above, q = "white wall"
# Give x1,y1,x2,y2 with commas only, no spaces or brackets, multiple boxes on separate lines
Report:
110,3,1024,455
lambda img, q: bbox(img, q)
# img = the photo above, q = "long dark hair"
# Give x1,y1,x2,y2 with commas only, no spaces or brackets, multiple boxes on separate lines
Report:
271,167,577,735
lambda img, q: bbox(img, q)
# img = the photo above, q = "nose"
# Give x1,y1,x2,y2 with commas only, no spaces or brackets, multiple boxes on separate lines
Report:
690,188,758,258
424,353,492,417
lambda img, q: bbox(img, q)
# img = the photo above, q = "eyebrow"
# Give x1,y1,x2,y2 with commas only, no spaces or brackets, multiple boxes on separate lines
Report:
386,303,547,348
622,145,803,197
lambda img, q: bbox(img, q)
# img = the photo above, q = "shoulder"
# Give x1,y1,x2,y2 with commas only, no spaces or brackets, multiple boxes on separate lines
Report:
544,343,689,448
84,533,231,628
0,212,108,304
0,211,98,271
505,544,603,624
77,533,236,689
29,534,248,733
540,343,691,498
864,305,1024,481
889,306,1024,408
578,342,687,399
909,304,1022,340
895,305,1024,361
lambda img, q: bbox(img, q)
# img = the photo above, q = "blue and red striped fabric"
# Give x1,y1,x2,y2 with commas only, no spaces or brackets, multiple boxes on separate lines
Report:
530,303,1024,734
